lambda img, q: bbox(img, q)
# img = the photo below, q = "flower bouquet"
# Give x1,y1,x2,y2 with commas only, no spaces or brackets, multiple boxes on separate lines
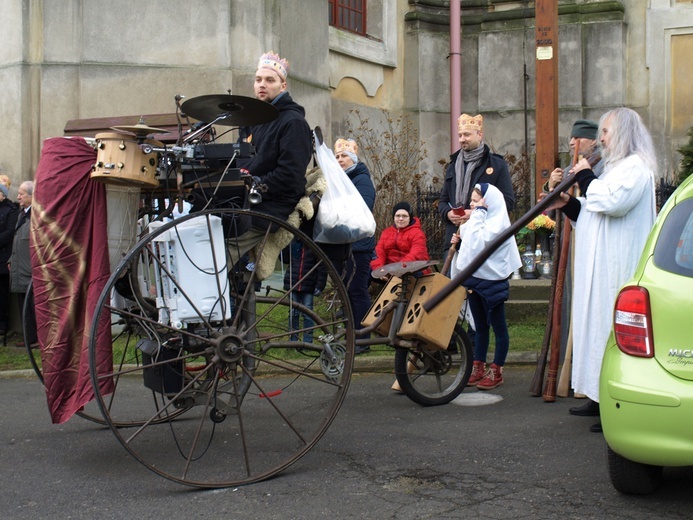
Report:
527,214,556,234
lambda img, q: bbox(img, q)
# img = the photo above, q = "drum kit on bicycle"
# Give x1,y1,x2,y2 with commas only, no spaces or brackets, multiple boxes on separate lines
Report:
28,94,473,489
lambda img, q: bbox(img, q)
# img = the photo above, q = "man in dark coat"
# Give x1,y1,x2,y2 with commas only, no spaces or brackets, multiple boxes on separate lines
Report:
9,180,37,345
0,180,19,333
230,51,312,266
438,114,515,246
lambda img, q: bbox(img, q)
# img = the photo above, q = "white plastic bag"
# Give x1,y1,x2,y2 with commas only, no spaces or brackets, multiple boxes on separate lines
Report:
312,131,376,244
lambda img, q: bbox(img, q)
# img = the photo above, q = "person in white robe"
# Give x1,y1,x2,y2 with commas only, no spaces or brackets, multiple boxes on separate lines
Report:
550,107,657,431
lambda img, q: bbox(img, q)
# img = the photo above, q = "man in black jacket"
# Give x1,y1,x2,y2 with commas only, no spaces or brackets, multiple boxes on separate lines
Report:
230,51,313,266
438,114,515,246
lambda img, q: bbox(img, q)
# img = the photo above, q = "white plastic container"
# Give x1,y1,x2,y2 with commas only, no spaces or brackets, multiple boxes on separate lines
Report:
149,215,232,328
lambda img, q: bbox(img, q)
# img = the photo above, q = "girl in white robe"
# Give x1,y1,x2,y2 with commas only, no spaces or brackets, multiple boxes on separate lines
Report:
451,183,522,390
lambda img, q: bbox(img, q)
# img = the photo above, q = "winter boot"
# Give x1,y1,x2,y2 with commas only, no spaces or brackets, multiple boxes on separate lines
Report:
477,363,503,390
467,361,486,387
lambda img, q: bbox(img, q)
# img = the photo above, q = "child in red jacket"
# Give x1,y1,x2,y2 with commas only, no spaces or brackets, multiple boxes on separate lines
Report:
370,202,429,271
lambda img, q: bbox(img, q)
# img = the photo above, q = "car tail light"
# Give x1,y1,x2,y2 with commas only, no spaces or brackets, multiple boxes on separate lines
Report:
613,286,654,357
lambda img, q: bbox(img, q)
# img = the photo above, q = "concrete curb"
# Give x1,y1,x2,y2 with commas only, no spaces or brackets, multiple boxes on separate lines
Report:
0,369,39,379
0,351,539,379
351,350,538,373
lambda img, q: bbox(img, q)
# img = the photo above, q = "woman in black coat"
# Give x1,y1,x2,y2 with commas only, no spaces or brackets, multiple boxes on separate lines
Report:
333,139,376,350
0,182,19,332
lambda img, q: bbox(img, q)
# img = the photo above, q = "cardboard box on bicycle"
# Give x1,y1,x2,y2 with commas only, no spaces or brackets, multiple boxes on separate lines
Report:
361,276,414,336
396,273,467,350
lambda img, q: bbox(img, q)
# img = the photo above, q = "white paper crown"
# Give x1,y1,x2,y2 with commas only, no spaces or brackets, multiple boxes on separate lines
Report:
258,51,289,80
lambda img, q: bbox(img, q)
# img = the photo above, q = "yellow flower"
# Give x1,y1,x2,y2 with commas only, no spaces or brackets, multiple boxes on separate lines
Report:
527,214,556,232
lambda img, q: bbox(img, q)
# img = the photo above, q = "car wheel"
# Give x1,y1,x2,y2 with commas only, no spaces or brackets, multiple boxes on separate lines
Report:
607,446,663,495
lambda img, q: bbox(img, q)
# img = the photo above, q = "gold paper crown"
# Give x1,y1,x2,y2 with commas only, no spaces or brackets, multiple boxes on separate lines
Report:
257,51,289,80
334,138,358,156
458,113,483,132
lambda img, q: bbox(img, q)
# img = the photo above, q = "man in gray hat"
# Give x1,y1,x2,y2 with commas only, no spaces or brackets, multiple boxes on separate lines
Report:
546,119,603,192
543,118,604,421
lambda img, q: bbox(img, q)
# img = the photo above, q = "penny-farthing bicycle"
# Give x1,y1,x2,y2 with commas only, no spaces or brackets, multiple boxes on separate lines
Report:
80,96,357,488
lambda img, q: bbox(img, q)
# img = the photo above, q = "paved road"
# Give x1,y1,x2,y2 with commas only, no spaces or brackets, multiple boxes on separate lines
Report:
2,366,692,519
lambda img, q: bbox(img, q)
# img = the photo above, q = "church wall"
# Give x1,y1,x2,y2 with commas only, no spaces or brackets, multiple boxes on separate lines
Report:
3,0,693,189
0,0,330,185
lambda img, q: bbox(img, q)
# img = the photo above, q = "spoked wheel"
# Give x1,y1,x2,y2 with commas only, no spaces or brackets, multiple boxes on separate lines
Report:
88,208,355,488
393,322,472,406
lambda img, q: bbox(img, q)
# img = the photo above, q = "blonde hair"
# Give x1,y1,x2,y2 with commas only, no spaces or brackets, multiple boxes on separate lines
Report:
0,175,10,188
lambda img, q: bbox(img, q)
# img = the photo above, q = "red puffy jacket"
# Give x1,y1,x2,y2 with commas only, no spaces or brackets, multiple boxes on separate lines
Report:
370,217,430,271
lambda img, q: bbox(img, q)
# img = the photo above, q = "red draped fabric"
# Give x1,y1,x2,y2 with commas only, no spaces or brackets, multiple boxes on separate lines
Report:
32,137,114,424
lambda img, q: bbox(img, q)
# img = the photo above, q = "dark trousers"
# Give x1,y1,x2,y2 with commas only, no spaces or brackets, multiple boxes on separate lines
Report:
344,251,373,329
17,289,38,345
289,290,315,343
0,273,9,330
467,291,509,367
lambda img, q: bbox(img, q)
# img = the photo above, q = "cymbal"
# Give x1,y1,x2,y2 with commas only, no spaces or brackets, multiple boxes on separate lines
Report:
371,260,439,279
110,120,168,136
181,94,278,127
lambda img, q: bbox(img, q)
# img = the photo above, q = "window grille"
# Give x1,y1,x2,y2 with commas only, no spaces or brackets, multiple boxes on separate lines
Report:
329,0,367,36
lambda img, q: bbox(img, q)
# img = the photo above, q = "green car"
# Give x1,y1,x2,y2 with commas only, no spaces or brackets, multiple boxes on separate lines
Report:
600,173,693,495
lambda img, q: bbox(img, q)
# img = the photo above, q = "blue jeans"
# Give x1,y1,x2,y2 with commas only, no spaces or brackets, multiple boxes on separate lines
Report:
289,291,315,343
467,290,509,367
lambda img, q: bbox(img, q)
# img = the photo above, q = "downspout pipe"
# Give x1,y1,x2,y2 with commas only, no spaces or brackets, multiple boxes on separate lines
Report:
450,0,461,154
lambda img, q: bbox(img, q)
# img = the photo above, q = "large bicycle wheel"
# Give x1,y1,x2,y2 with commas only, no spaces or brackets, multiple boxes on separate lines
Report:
88,208,354,488
393,322,472,406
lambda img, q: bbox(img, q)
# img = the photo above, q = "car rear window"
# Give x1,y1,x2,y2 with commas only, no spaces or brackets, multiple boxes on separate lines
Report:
653,198,693,277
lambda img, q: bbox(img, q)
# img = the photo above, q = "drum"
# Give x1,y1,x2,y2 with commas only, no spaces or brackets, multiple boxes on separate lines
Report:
91,132,161,188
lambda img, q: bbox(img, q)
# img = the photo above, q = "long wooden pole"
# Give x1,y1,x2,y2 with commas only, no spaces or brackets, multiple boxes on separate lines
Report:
541,144,579,400
534,0,559,200
441,244,457,277
557,318,574,397
543,201,572,401
557,223,577,397
529,255,556,397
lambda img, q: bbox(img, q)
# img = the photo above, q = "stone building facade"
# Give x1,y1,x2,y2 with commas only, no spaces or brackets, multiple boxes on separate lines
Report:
1,0,692,191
